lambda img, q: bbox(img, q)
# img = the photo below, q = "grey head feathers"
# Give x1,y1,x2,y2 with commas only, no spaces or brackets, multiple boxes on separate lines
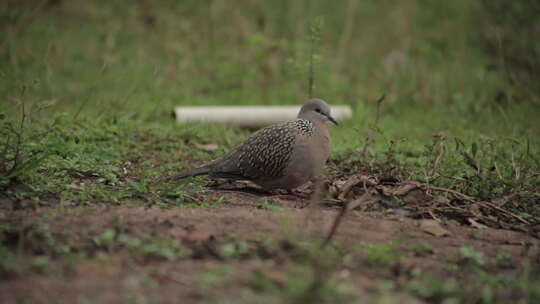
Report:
297,98,339,125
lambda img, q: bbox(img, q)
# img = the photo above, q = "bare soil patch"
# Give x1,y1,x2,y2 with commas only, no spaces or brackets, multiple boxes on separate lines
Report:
1,188,538,303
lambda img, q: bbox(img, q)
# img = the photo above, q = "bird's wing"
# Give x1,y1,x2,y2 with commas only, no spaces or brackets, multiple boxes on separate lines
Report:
209,122,298,180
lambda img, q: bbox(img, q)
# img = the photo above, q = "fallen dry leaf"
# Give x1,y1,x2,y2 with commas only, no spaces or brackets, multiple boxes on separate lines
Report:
419,219,451,237
432,195,451,204
468,218,488,229
338,176,362,201
337,175,378,201
380,183,418,196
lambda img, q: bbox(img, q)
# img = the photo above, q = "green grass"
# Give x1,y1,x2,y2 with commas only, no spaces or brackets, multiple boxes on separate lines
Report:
1,1,540,303
2,1,539,214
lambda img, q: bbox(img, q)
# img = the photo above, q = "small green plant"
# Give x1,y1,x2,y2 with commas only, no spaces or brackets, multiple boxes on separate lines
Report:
257,199,283,211
139,236,185,261
0,90,50,192
92,229,116,251
221,241,251,259
407,275,460,302
31,255,50,273
518,260,540,302
494,251,513,268
0,243,18,278
360,242,401,267
200,266,234,290
248,265,354,304
92,230,189,260
458,246,486,266
410,242,435,257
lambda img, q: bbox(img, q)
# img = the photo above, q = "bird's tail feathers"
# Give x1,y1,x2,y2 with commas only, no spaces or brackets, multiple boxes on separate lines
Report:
174,166,211,179
154,165,211,184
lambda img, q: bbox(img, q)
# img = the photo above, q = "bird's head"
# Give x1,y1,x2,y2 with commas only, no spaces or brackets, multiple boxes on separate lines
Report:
297,98,339,125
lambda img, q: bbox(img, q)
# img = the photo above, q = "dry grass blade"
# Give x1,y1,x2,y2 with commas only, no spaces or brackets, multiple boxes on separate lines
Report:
321,203,347,248
326,175,533,231
479,201,530,225
417,182,530,225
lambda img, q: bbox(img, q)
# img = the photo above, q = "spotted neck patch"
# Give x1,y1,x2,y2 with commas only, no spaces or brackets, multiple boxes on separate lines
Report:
294,119,314,135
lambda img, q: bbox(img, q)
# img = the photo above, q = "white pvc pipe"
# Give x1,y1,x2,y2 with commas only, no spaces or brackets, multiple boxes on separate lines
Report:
174,105,353,128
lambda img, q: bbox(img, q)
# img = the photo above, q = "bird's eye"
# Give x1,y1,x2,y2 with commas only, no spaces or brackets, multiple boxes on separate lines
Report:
315,108,321,113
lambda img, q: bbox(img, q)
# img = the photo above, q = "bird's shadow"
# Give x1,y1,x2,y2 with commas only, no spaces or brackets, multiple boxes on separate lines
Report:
207,179,271,196
207,179,310,200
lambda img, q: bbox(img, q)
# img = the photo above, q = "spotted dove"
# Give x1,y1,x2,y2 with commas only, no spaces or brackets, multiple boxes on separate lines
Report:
173,99,338,190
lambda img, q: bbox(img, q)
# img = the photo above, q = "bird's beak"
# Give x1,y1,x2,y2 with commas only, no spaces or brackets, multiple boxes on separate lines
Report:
328,115,339,125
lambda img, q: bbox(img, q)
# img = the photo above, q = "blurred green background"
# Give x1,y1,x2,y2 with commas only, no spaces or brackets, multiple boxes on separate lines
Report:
0,0,540,117
1,0,539,202
2,0,539,122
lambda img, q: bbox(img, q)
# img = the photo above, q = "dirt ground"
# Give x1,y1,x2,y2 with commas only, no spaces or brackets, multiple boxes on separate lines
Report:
1,188,538,304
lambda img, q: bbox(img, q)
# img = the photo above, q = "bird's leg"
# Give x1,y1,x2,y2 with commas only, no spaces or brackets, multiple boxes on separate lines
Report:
289,189,308,199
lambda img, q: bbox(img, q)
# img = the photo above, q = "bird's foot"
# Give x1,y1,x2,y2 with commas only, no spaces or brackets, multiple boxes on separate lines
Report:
291,188,311,199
